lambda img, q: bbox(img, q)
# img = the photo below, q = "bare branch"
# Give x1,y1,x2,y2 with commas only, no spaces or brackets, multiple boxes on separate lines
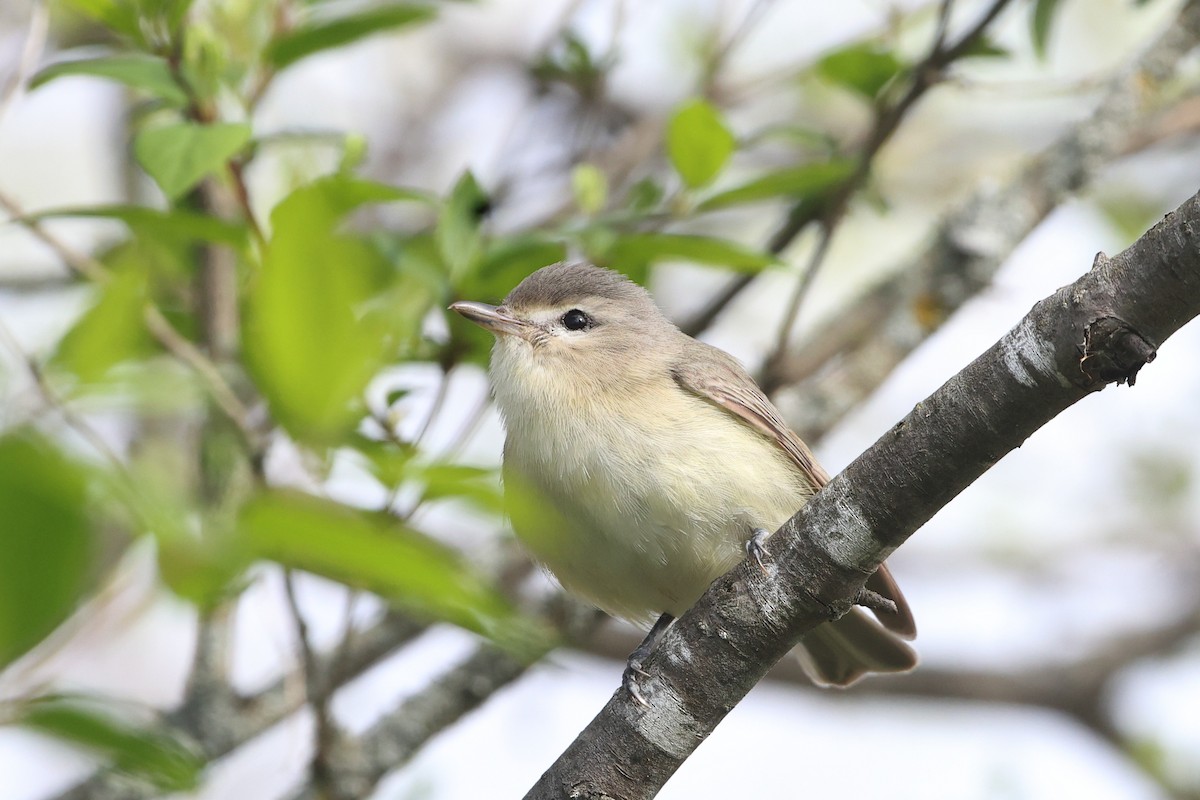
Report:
579,556,1200,746
0,190,110,284
282,572,346,799
851,597,1200,743
142,306,257,442
0,0,48,122
683,0,1017,340
774,0,1200,440
52,611,428,800
281,597,605,800
174,607,238,752
284,647,531,800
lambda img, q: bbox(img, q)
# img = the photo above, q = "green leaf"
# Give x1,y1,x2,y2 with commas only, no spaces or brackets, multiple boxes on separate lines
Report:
352,434,416,489
437,171,488,283
0,434,93,667
17,695,202,790
162,0,196,35
50,267,155,383
601,233,777,273
266,4,437,70
59,0,142,41
239,491,542,650
626,177,663,212
1031,0,1063,59
463,236,566,302
815,42,904,99
363,232,448,360
667,99,736,188
698,159,854,211
750,124,837,152
101,449,246,607
33,205,248,248
959,35,1011,60
245,175,414,443
134,122,252,201
31,54,188,106
571,163,608,214
531,31,607,93
408,462,505,515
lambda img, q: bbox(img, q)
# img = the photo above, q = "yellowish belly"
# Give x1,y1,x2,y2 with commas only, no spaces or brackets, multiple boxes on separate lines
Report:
503,387,811,623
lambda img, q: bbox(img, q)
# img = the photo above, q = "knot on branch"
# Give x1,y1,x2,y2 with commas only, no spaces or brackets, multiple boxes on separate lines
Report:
853,587,898,616
1079,315,1157,387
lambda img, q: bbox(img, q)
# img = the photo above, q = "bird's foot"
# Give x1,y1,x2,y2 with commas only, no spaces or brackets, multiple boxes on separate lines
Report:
623,613,673,707
623,658,651,707
746,528,771,574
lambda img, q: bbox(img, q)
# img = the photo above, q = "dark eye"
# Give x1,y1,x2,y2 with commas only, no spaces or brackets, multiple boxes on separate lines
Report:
561,309,591,331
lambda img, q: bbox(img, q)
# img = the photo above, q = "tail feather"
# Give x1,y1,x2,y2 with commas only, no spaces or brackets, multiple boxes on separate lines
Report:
795,607,918,687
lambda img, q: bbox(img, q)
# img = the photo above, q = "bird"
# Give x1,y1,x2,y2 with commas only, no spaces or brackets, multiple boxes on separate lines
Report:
450,261,915,696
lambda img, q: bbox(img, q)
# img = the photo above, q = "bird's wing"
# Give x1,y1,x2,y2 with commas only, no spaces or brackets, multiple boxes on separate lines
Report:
672,339,916,639
671,341,829,490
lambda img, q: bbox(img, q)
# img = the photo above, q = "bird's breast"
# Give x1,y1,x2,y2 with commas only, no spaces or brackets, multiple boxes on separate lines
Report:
497,375,810,622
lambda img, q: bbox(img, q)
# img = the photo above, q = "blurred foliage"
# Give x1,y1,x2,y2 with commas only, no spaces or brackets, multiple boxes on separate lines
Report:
4,0,1170,791
0,433,93,668
13,695,203,791
244,174,417,443
1031,0,1064,59
134,122,253,200
240,490,547,655
668,99,736,189
815,41,905,100
263,3,436,70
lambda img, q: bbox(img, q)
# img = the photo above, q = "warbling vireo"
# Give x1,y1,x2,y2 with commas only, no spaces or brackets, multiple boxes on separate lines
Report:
451,262,916,695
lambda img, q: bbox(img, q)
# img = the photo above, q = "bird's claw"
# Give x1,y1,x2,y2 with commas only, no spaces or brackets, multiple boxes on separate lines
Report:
747,528,771,574
622,612,672,708
623,660,651,707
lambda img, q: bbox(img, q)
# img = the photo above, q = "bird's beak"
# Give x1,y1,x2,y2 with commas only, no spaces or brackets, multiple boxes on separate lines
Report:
449,301,534,339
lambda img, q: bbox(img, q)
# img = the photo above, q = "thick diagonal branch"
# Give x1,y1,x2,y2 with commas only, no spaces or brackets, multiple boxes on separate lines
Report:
525,189,1200,799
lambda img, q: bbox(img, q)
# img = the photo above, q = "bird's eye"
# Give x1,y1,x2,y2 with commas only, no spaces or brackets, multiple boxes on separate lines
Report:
561,309,591,331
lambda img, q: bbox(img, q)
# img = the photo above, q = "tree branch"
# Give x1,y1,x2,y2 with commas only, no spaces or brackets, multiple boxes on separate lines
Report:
773,0,1200,439
682,0,1016,340
525,187,1200,798
51,612,428,800
581,550,1200,747
278,597,605,800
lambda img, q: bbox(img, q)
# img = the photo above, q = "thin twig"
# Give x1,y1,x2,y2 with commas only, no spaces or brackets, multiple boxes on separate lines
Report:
0,188,263,452
443,390,493,460
52,610,431,800
760,0,1015,391
142,305,257,440
0,190,110,283
411,366,453,451
771,0,1200,436
683,0,1013,339
0,317,124,469
0,0,48,123
227,159,265,246
701,0,776,94
765,218,836,374
283,570,342,797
